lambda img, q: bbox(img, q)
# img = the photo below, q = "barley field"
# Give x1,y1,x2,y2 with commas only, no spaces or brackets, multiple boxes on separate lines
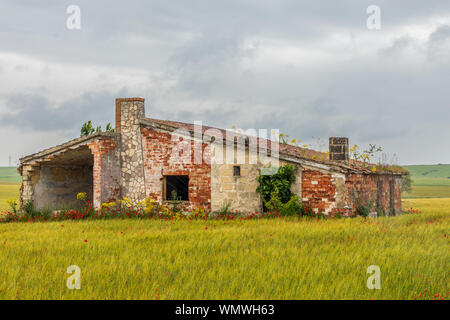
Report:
0,184,20,211
0,198,448,300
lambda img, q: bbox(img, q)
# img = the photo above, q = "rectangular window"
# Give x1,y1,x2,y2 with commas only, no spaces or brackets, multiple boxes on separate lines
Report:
233,165,241,176
165,175,189,201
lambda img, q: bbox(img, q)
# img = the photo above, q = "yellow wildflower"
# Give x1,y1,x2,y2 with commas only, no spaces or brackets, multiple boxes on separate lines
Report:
76,192,87,201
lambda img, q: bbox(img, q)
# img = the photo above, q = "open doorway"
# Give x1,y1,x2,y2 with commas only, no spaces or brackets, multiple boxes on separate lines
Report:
32,146,94,210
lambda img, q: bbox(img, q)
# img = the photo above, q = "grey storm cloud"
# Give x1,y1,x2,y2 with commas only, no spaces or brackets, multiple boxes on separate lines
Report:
0,0,450,165
1,90,128,133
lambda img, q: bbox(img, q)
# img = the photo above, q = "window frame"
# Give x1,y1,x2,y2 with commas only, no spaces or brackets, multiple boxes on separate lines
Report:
163,175,190,201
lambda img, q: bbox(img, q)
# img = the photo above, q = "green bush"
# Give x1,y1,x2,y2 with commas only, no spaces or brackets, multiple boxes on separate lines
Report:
263,186,303,216
257,164,298,205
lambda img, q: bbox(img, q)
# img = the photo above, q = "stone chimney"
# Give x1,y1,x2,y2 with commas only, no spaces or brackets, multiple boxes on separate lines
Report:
115,97,145,132
115,98,146,203
329,137,349,161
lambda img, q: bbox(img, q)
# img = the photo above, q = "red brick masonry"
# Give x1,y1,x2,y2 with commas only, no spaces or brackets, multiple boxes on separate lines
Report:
141,127,211,211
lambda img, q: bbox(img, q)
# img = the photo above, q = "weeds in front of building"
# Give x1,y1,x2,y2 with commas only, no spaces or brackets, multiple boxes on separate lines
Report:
2,192,422,224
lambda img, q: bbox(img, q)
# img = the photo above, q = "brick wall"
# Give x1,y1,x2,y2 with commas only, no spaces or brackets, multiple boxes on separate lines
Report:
344,174,378,215
302,169,337,215
344,174,402,215
301,167,403,216
88,137,121,207
141,127,211,211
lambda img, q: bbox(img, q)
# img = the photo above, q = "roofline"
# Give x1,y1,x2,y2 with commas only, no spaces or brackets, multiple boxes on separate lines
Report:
17,117,406,176
139,118,406,175
19,132,119,164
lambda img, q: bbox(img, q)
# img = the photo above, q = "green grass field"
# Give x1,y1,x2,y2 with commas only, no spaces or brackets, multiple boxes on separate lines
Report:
0,167,21,210
403,164,450,199
0,198,448,300
0,167,21,184
403,164,450,179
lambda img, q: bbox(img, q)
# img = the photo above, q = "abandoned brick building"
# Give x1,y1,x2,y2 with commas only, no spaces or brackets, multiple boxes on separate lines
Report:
18,97,405,215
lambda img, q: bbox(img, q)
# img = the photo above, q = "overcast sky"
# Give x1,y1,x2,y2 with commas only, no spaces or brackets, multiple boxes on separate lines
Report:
0,0,449,166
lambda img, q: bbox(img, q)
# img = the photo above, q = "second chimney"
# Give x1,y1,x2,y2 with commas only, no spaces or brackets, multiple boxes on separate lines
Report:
329,137,349,161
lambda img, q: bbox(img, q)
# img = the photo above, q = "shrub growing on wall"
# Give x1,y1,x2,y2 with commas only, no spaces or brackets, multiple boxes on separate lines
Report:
256,164,301,215
257,164,298,204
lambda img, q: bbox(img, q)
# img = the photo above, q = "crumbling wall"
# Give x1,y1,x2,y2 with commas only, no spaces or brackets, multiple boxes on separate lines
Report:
302,168,339,215
88,137,121,207
20,165,37,207
345,174,402,216
302,169,403,216
141,127,211,211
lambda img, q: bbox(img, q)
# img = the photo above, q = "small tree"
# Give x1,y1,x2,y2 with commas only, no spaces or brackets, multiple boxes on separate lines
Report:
81,121,95,136
105,123,115,132
81,121,115,137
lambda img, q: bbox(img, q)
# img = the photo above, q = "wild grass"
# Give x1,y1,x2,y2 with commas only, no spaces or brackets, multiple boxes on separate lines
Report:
0,184,20,211
0,198,448,300
403,185,450,199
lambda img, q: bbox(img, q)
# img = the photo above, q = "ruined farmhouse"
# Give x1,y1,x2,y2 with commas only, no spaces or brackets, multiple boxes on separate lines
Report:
19,98,405,215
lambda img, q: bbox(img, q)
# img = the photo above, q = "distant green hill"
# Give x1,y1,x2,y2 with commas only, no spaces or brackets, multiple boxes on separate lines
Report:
403,164,450,179
0,167,21,184
402,164,450,198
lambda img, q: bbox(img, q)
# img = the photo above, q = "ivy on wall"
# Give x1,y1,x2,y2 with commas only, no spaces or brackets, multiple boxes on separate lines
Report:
256,164,298,205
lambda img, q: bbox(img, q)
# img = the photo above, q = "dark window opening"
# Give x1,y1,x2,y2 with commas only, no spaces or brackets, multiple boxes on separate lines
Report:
233,166,241,176
165,175,189,201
